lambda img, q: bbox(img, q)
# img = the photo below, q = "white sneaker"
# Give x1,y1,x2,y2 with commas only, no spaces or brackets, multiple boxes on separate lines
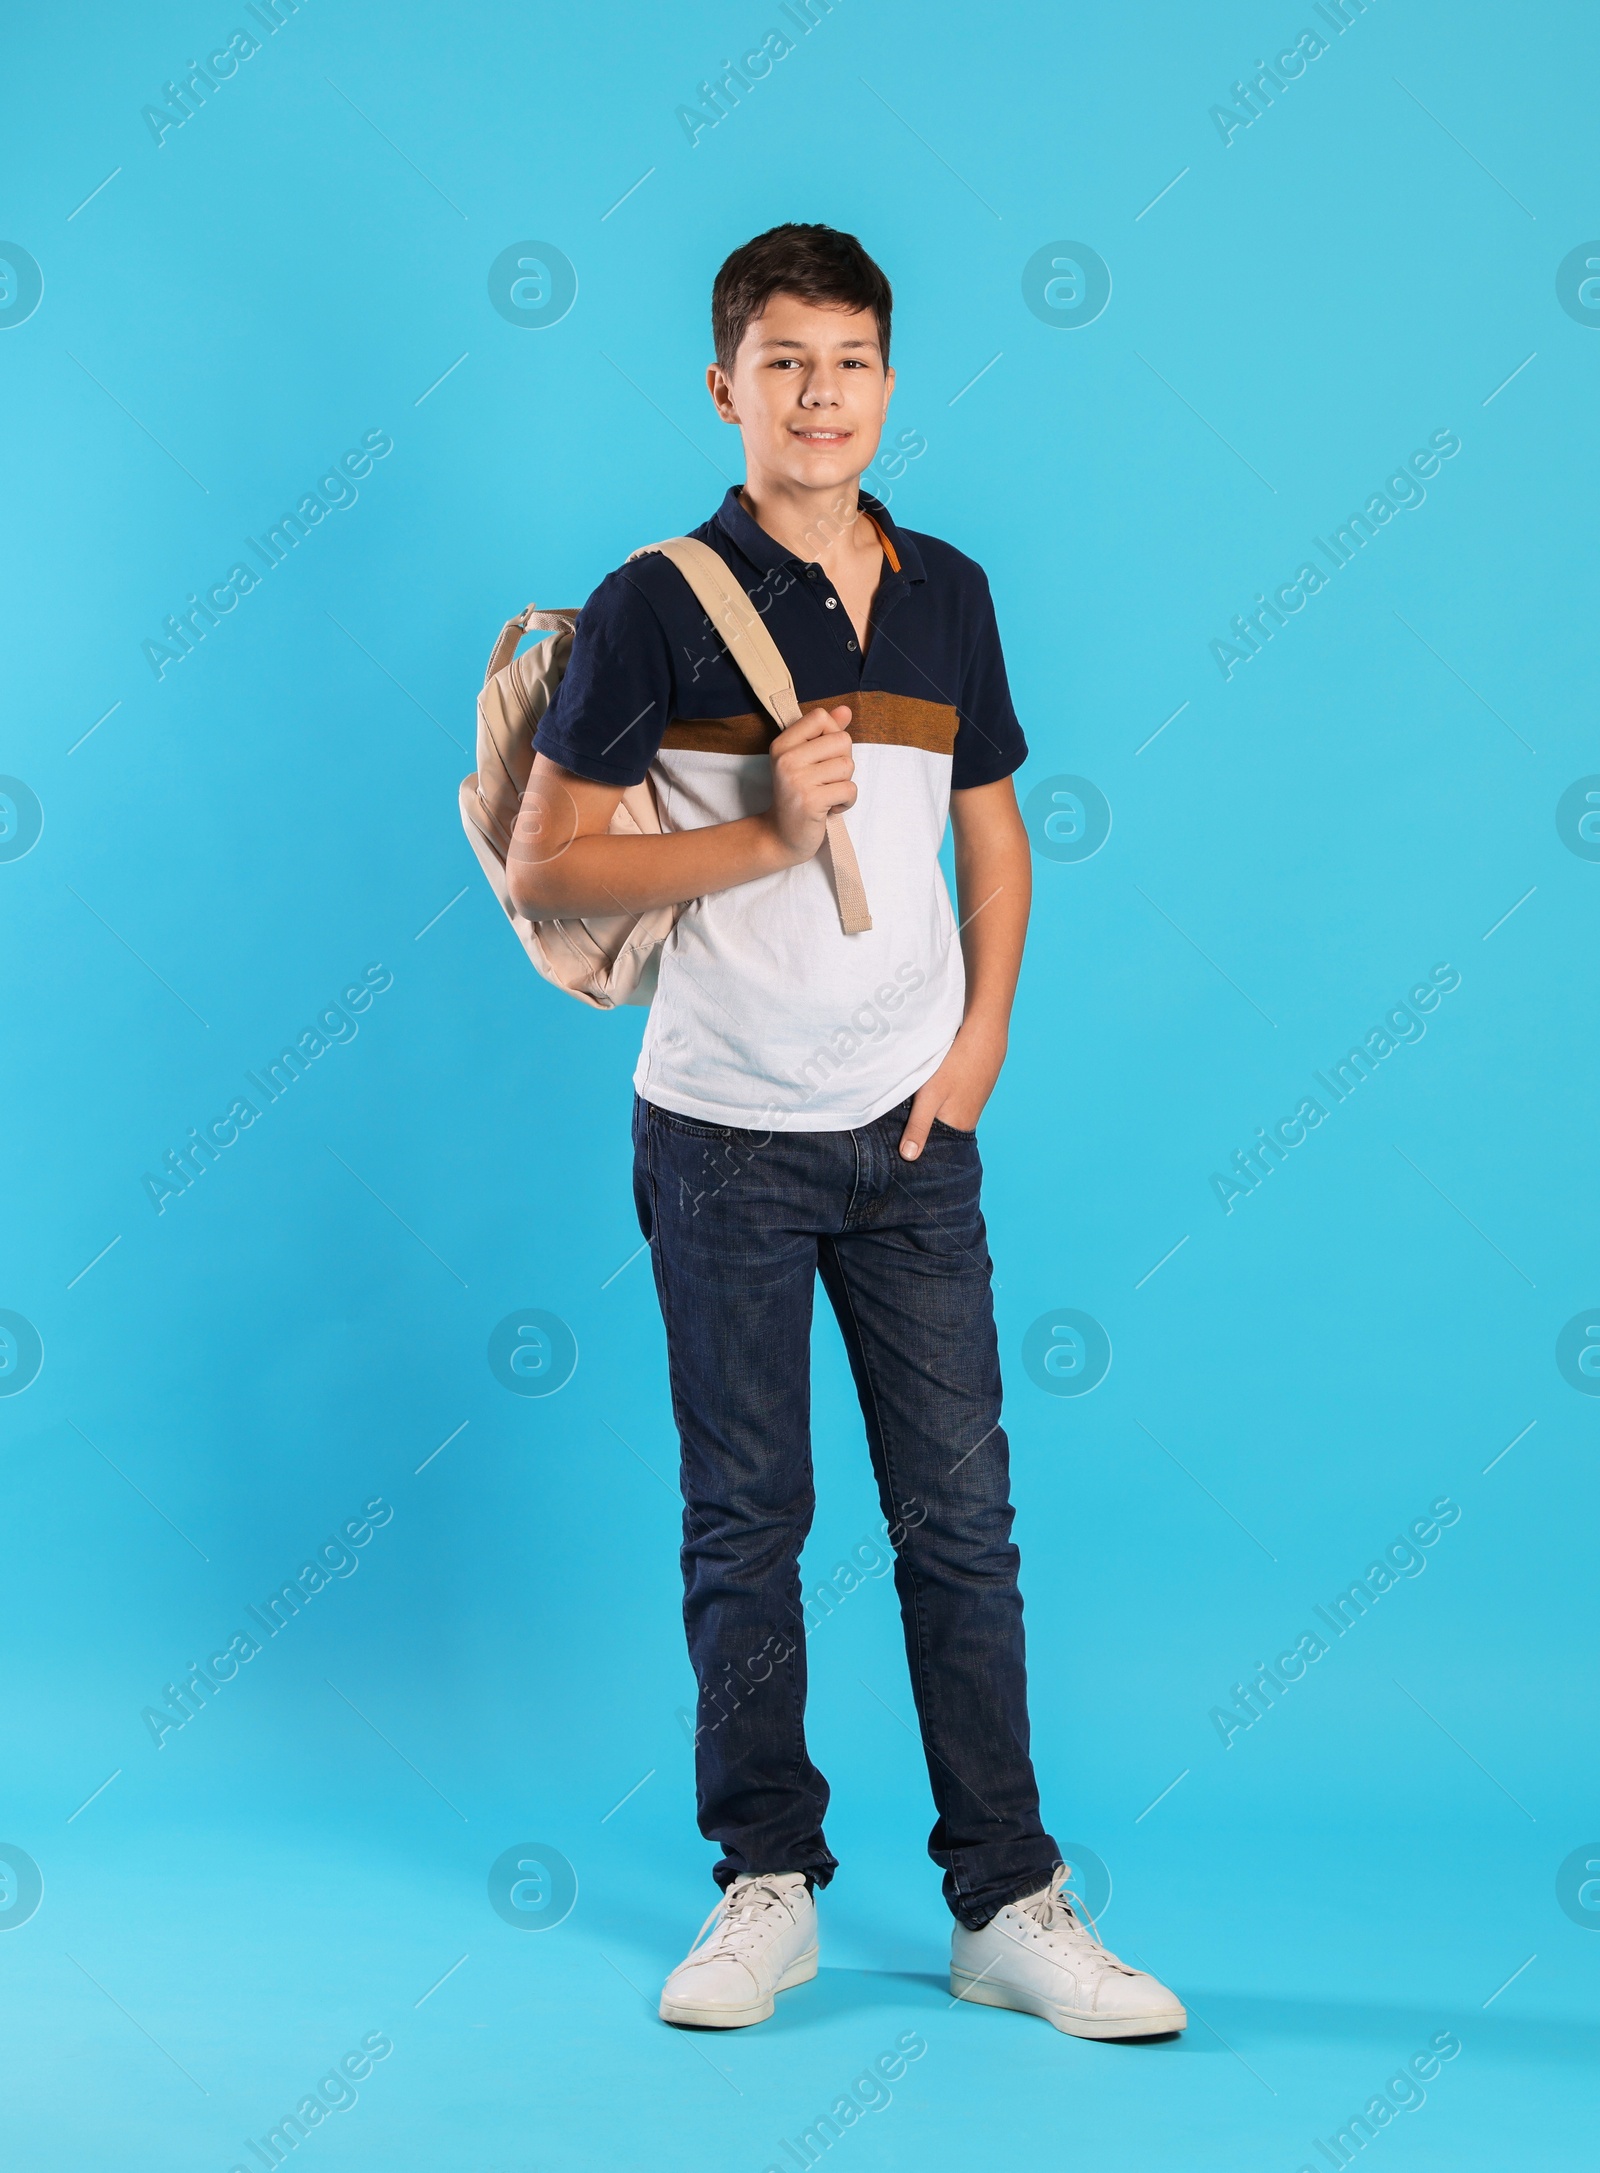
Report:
658,1872,818,2028
951,1865,1186,2039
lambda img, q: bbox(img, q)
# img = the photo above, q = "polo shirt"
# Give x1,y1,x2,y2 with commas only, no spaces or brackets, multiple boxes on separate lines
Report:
534,486,1028,1130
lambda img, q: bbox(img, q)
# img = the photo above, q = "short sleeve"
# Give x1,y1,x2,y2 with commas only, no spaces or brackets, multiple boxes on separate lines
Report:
532,565,675,788
950,572,1028,791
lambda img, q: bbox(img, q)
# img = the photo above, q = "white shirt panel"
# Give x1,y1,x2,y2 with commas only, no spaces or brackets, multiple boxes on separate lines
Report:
633,743,965,1131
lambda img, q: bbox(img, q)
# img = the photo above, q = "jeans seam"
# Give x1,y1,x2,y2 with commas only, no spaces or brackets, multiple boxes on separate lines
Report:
821,1233,943,1805
842,1124,863,1227
643,1110,723,1783
644,1102,827,1876
655,1110,736,1142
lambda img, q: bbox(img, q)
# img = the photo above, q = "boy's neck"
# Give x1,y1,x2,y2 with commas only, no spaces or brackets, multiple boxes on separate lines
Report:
737,471,877,571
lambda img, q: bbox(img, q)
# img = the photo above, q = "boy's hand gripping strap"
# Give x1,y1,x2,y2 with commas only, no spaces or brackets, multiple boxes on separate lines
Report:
632,536,872,935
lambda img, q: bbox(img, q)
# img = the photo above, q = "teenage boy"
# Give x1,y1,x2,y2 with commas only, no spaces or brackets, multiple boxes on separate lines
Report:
509,225,1184,2041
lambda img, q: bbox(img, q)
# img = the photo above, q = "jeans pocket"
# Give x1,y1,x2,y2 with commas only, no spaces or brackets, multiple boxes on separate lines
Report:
930,1115,978,1140
652,1104,737,1143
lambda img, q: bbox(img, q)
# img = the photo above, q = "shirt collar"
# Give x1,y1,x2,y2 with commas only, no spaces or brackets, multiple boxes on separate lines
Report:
712,484,925,585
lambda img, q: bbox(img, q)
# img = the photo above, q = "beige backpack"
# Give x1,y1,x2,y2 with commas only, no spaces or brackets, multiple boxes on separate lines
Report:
458,536,871,1008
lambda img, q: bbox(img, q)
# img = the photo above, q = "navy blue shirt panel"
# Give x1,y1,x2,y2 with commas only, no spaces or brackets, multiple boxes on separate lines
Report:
534,488,1028,793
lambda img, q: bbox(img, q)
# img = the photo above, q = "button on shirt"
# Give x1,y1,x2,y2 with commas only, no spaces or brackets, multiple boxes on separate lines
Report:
534,488,1028,1130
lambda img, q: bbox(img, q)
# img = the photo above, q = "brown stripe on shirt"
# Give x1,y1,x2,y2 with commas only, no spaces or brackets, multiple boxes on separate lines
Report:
660,688,958,758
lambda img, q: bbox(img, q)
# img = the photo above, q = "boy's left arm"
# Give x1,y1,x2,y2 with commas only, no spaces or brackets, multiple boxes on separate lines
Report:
898,776,1031,1160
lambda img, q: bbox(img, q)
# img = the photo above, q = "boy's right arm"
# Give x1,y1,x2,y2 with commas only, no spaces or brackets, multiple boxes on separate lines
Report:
508,705,857,919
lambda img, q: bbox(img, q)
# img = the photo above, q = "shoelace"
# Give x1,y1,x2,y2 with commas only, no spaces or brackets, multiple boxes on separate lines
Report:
684,1877,801,1969
1016,1865,1139,1977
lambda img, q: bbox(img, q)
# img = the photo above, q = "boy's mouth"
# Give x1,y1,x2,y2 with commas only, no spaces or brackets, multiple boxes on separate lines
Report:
790,427,852,443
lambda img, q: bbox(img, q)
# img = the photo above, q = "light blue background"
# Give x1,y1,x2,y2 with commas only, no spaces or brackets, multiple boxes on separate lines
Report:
2,2,1597,2166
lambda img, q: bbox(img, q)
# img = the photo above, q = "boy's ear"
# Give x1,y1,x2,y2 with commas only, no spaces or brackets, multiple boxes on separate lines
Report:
706,361,738,422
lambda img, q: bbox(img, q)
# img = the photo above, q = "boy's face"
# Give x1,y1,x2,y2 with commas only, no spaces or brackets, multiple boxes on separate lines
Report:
708,294,893,492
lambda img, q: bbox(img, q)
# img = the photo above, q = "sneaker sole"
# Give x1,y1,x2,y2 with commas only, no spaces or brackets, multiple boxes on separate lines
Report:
949,1967,1186,2040
659,1947,818,2029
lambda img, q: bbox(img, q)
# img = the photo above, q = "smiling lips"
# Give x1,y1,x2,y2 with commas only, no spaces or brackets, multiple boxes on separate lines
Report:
791,427,851,441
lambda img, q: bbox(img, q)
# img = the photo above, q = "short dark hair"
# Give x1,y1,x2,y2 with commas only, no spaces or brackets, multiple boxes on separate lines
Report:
711,223,892,373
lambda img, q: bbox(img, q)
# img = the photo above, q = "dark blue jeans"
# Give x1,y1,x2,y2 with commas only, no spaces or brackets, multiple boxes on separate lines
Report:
632,1091,1060,1930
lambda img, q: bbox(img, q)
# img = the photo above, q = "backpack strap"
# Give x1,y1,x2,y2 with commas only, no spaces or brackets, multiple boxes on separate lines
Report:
483,605,580,688
631,536,872,935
